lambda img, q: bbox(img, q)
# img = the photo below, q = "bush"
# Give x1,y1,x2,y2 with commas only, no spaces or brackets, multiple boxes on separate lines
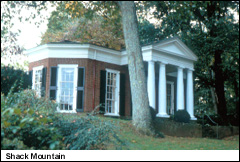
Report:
174,110,191,123
150,106,157,121
54,115,123,150
196,114,239,126
1,66,31,95
1,89,64,150
1,85,124,150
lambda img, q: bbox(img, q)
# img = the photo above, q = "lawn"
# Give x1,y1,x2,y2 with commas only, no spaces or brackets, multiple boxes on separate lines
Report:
59,114,239,150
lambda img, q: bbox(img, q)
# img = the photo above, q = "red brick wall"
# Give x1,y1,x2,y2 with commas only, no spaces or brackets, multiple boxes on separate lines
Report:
29,58,132,117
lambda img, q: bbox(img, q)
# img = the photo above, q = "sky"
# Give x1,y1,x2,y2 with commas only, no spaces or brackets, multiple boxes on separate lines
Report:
13,5,56,50
1,2,56,70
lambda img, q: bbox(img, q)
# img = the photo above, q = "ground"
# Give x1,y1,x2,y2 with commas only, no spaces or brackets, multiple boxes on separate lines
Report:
61,113,239,150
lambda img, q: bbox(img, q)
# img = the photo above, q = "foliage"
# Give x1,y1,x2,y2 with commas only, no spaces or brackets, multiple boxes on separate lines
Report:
54,115,124,150
196,114,239,127
149,106,157,121
1,65,31,95
40,1,124,50
174,110,191,123
1,138,30,150
138,19,164,45
145,1,239,121
1,1,50,58
1,87,124,150
1,89,64,150
41,1,162,50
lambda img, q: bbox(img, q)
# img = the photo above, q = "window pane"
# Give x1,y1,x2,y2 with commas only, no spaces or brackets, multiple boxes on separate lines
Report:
59,67,75,111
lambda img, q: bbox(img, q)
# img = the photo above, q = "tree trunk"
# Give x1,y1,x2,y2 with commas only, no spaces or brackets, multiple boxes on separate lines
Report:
210,70,218,114
118,1,153,135
234,80,239,117
214,50,228,123
210,87,218,114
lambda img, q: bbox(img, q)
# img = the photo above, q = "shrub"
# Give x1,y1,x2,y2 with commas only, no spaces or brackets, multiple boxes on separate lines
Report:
54,115,123,150
150,106,157,121
1,66,31,95
1,89,64,150
174,110,191,123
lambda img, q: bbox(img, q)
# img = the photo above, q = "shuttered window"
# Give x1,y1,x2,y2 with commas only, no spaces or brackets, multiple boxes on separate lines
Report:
41,67,47,97
49,67,58,100
119,73,125,116
76,67,85,112
100,70,106,113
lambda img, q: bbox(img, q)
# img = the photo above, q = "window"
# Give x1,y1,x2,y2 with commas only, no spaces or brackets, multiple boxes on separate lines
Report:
56,64,78,113
105,69,120,116
32,66,43,97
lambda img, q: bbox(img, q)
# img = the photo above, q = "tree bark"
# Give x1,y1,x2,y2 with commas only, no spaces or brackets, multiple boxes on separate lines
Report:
210,70,218,114
234,80,239,117
210,87,218,114
208,2,228,124
214,49,228,123
118,1,153,135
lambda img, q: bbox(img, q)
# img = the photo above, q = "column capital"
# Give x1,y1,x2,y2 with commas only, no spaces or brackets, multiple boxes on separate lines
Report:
177,65,185,69
187,68,195,72
158,61,168,65
148,60,155,63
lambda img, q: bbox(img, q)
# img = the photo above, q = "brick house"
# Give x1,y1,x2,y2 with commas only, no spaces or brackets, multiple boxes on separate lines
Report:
26,37,198,120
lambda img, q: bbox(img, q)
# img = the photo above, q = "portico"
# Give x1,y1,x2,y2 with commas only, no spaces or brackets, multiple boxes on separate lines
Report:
140,37,198,120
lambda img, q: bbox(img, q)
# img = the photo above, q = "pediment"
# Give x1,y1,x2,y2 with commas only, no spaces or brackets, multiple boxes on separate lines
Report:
153,38,198,61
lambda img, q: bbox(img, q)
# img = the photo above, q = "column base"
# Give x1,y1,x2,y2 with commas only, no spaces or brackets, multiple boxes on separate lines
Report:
156,113,170,118
190,116,197,120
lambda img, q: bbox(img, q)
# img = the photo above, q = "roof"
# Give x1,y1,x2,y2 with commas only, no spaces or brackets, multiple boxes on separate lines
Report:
45,36,195,53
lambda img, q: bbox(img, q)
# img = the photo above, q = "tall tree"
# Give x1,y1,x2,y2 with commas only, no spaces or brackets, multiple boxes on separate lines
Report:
118,1,153,134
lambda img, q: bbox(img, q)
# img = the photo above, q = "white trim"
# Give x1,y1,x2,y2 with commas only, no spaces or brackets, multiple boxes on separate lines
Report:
25,38,197,69
106,68,120,74
105,69,120,116
56,64,78,113
104,113,120,117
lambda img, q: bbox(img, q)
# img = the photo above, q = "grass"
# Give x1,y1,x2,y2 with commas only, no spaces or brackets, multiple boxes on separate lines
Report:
57,113,239,150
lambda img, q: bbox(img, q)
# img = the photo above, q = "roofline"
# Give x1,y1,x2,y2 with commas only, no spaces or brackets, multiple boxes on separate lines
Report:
26,36,183,53
25,37,198,61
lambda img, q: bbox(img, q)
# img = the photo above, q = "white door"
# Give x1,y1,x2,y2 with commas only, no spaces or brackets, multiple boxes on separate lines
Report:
167,81,174,115
57,64,78,113
105,69,120,116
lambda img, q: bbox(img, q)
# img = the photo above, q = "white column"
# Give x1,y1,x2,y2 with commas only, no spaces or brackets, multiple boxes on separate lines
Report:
157,62,169,118
147,61,156,109
177,66,185,111
187,69,197,120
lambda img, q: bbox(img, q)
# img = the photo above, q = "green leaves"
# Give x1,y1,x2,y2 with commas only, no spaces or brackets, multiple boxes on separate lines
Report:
150,1,239,118
54,115,122,150
1,66,31,96
1,89,62,150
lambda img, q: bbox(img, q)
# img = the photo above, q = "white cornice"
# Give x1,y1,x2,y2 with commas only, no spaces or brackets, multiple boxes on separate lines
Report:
26,39,197,68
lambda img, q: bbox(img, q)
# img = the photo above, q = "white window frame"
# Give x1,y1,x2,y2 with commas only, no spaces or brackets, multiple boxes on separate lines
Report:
104,68,120,117
32,65,44,97
56,64,78,113
167,81,174,115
